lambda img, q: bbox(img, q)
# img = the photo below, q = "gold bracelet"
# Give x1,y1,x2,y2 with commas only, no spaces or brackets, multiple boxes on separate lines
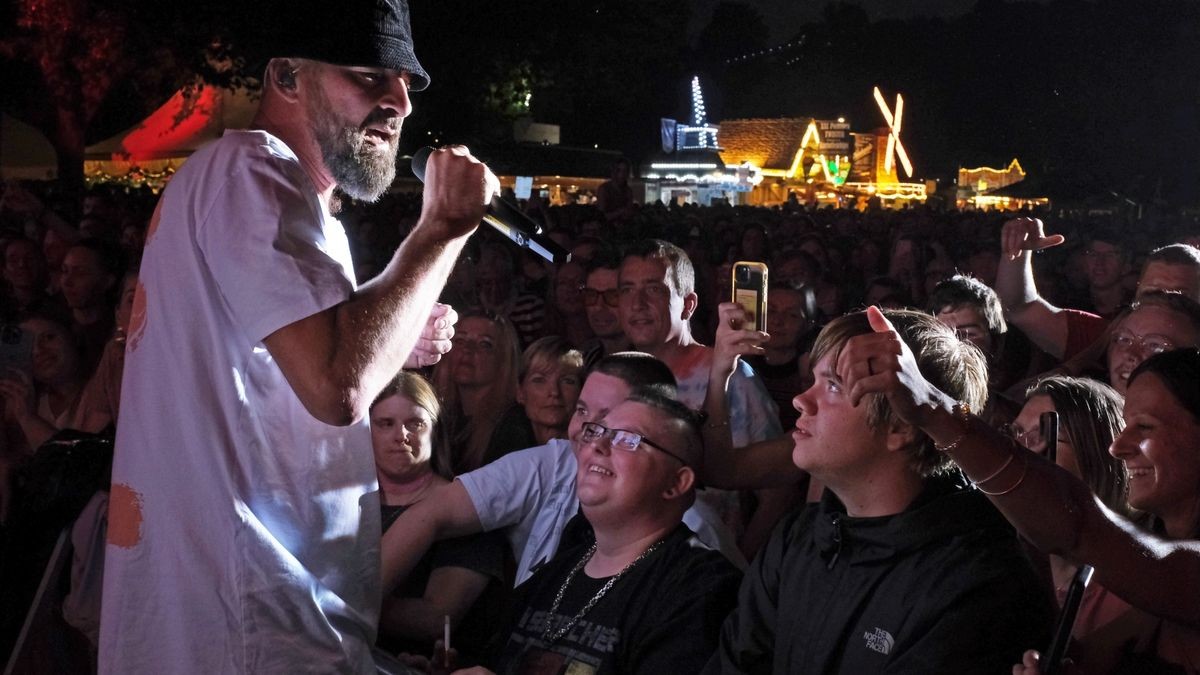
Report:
970,453,1015,487
977,455,1028,496
704,419,730,430
934,401,973,453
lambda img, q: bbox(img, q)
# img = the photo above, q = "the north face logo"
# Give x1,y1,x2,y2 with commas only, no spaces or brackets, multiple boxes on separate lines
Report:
864,627,894,655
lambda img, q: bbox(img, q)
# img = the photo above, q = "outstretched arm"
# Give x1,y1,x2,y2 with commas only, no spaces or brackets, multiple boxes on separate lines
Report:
380,480,485,594
994,217,1071,359
265,147,497,425
838,306,1200,629
701,303,802,490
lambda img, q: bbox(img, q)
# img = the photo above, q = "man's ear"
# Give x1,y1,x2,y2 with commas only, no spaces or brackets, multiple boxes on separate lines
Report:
681,291,699,321
885,417,920,453
268,59,302,102
662,466,696,500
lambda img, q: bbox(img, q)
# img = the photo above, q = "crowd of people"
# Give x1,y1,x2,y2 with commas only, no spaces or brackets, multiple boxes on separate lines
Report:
3,165,1200,672
4,2,1200,669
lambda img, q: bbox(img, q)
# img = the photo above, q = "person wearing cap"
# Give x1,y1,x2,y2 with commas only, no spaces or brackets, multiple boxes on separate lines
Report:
98,1,498,672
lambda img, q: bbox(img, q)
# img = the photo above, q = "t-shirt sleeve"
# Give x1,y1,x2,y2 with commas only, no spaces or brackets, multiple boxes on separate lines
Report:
428,529,508,584
1062,309,1109,361
195,155,355,344
458,444,559,532
727,361,784,447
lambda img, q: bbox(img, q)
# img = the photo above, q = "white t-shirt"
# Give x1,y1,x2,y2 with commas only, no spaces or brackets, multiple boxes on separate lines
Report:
100,131,380,674
458,439,745,586
673,350,784,538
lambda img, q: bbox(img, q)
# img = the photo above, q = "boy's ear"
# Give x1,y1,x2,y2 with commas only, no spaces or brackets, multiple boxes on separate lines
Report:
885,418,920,454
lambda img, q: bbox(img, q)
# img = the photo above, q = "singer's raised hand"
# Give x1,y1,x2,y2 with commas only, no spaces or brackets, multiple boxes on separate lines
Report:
418,145,499,240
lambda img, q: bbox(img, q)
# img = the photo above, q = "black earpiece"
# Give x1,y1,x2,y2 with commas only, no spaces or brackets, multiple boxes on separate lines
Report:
277,70,297,90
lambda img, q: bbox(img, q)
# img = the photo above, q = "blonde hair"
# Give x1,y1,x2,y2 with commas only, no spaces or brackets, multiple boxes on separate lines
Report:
430,311,520,473
810,309,989,476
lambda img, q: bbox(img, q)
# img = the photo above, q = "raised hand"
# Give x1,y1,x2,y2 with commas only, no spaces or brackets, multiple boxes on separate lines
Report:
1001,217,1065,261
833,306,951,428
405,303,457,369
711,302,769,383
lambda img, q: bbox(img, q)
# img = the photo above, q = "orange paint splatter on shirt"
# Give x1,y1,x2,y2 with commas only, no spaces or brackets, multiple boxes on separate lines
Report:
108,482,144,548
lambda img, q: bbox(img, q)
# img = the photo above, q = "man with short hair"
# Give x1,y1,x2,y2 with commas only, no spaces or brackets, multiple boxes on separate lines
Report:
100,2,496,672
379,352,744,597
1079,232,1132,317
618,239,787,557
928,274,1024,421
707,309,1053,673
481,391,741,674
579,252,629,368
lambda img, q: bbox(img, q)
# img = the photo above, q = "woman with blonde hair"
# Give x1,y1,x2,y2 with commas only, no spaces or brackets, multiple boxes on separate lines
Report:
485,336,584,461
431,310,520,474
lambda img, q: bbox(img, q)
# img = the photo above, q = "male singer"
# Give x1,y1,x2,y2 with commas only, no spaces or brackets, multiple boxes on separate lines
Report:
99,1,497,672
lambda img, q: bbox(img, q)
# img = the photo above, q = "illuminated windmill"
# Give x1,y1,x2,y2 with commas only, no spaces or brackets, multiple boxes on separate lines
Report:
872,86,914,179
675,76,719,150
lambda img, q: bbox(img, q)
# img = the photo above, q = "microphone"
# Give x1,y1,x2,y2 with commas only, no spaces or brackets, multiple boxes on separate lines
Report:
411,147,571,264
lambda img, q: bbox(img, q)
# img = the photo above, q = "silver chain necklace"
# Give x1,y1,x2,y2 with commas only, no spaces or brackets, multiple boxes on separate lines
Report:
540,538,666,644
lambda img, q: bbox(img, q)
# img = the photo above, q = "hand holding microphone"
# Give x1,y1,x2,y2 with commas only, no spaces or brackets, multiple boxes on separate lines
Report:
412,146,571,263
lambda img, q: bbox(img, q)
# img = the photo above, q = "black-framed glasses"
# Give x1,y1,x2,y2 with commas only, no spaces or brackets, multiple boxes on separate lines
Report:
579,422,688,466
582,288,620,307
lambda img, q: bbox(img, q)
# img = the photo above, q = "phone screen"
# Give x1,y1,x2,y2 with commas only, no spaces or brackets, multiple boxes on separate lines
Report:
732,262,768,332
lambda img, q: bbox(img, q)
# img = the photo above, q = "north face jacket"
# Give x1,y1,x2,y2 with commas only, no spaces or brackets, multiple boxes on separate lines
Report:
707,473,1055,674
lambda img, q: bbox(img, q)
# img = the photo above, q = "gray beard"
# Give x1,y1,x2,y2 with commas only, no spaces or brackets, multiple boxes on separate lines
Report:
318,124,399,202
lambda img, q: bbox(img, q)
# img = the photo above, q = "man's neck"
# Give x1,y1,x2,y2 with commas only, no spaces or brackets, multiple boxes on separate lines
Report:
250,111,336,206
648,336,706,373
1090,283,1127,314
826,462,925,518
585,519,675,578
598,334,630,355
763,344,798,365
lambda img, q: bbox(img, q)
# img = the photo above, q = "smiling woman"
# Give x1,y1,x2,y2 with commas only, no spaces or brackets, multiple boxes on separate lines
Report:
485,336,585,462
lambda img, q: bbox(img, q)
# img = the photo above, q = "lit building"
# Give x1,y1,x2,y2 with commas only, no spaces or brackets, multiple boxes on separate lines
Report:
642,81,929,208
957,158,1050,210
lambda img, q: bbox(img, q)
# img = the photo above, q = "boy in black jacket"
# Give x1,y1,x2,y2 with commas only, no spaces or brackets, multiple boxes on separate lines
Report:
707,309,1054,674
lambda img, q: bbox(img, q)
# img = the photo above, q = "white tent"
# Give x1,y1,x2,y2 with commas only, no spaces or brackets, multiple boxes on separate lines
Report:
0,113,57,180
84,84,259,190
